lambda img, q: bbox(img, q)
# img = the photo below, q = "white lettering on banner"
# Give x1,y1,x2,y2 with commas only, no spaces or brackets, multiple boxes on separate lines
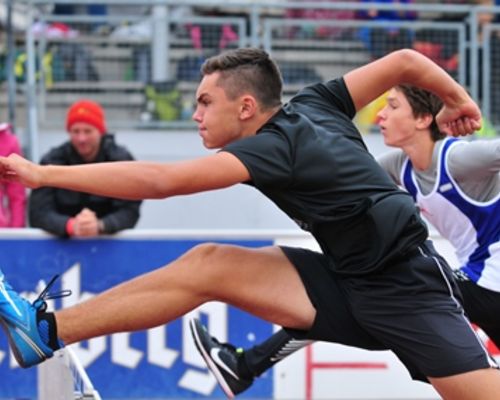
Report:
178,303,228,395
9,349,17,369
147,326,179,368
112,333,143,368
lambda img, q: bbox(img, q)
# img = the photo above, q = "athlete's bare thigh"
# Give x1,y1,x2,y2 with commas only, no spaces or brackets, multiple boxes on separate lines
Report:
56,244,317,343
177,243,317,330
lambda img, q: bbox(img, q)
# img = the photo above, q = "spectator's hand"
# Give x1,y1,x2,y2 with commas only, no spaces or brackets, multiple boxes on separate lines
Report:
0,154,42,188
73,208,100,237
436,99,482,137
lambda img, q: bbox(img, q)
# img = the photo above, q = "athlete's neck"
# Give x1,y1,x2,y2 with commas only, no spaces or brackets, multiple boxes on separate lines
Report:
403,135,436,172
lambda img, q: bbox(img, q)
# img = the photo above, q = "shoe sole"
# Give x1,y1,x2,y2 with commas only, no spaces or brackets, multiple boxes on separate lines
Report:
0,317,48,368
0,317,28,367
189,319,235,399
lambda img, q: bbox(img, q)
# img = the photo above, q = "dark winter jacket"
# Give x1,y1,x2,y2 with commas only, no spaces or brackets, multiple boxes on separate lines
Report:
29,134,141,237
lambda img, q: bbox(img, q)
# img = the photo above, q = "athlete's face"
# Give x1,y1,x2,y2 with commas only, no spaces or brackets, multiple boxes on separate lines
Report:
376,88,420,148
68,122,102,162
192,72,245,149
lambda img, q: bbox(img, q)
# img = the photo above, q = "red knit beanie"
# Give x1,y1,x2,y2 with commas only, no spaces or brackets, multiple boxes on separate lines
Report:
66,100,107,134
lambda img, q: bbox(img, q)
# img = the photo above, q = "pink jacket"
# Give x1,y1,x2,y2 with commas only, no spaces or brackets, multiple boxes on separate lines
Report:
0,125,26,227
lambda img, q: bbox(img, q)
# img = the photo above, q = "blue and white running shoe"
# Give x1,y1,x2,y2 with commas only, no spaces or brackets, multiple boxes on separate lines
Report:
0,271,69,368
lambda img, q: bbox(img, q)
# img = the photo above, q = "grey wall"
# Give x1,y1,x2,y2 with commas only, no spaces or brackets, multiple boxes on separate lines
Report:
36,129,390,230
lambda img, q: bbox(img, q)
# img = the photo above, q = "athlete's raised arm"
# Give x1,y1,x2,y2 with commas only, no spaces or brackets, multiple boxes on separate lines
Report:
344,49,481,137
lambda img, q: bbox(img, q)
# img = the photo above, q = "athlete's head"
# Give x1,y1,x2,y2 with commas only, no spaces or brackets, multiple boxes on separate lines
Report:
193,48,283,149
201,48,282,110
377,85,445,147
396,85,444,142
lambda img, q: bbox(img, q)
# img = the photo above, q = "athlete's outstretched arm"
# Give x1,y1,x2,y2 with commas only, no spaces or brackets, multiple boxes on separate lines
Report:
0,152,249,200
344,49,481,137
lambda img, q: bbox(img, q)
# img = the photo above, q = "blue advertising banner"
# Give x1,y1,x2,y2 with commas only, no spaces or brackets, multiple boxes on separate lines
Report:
0,236,274,399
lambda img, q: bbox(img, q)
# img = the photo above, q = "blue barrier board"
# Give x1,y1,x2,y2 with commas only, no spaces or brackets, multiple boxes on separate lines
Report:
0,237,274,399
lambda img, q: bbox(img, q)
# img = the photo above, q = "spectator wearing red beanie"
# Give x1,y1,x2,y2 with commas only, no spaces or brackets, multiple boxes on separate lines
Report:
29,99,141,238
65,100,108,163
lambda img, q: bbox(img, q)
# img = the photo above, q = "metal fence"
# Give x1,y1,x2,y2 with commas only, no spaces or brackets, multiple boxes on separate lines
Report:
2,1,500,159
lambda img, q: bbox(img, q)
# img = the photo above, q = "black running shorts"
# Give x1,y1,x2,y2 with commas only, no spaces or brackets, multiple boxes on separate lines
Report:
281,240,498,382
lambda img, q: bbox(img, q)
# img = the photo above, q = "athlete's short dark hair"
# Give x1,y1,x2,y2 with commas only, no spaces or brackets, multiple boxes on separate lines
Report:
396,84,445,141
201,48,283,111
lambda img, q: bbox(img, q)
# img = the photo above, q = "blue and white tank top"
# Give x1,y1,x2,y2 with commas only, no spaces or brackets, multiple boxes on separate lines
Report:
402,137,500,291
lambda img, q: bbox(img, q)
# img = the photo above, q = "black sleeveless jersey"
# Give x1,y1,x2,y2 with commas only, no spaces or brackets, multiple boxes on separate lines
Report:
223,78,427,275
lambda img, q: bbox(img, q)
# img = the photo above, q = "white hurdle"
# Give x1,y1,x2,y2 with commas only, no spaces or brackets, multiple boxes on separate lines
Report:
38,346,102,400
